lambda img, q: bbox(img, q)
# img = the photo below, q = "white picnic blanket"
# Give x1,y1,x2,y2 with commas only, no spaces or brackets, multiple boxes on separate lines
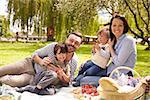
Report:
20,87,76,100
0,84,77,100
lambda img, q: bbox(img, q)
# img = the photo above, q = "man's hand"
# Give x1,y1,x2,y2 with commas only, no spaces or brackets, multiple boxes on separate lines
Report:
33,55,51,67
47,64,70,83
56,68,64,81
47,64,59,72
40,57,51,66
56,68,70,83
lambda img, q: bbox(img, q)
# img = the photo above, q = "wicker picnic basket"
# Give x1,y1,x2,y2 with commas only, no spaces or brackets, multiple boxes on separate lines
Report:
98,66,147,100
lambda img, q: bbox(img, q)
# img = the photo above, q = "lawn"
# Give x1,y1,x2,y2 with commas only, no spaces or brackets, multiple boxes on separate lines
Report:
0,41,150,77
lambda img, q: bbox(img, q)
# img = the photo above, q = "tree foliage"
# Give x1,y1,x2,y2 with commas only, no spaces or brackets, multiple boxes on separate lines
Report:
99,0,150,49
7,0,101,41
7,0,150,48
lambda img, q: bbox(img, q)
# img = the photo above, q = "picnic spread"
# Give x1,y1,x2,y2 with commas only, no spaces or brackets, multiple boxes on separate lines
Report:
97,67,149,100
0,67,149,100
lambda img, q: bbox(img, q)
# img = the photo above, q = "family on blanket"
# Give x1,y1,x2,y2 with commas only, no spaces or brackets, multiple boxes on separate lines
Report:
0,15,149,95
0,31,82,95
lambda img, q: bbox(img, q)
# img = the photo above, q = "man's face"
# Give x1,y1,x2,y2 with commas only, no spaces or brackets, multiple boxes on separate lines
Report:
65,33,82,50
67,45,75,53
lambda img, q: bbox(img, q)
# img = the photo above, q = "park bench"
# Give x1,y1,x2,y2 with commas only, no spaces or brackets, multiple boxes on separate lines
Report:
82,35,97,44
18,35,47,42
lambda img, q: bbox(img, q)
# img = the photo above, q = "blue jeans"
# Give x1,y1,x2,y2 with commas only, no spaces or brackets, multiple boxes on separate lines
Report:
80,76,101,87
74,60,107,85
77,60,107,76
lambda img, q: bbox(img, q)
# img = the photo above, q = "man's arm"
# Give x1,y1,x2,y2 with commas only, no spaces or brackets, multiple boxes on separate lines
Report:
33,55,51,66
32,42,57,66
47,64,70,83
47,64,60,72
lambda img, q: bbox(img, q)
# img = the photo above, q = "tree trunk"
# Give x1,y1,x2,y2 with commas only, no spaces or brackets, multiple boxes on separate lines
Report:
47,26,55,41
145,42,150,50
144,36,150,50
130,28,150,50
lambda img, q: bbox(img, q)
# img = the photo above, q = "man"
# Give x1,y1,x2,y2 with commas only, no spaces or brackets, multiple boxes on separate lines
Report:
0,32,82,87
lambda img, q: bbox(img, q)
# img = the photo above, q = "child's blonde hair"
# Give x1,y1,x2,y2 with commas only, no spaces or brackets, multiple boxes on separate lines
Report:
97,27,110,38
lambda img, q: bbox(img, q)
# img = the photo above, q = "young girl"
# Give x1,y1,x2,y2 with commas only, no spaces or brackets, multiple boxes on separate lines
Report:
17,43,74,95
73,27,110,87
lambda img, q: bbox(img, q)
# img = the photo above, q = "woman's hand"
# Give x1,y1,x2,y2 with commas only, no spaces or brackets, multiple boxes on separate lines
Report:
108,39,115,49
108,39,116,57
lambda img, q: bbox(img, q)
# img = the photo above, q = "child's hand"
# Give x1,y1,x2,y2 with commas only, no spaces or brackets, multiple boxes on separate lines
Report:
92,43,100,53
95,43,100,51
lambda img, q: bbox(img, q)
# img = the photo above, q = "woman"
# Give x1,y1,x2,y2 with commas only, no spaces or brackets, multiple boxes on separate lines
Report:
79,15,137,86
107,15,136,75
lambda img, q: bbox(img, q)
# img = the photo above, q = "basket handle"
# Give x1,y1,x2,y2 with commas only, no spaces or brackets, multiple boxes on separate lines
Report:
109,66,141,78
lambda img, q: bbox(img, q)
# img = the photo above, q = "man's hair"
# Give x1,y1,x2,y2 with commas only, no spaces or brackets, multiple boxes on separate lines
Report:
67,32,82,39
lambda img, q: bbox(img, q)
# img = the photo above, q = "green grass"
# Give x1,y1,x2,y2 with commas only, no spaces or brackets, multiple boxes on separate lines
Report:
134,44,150,76
0,41,49,66
0,42,150,77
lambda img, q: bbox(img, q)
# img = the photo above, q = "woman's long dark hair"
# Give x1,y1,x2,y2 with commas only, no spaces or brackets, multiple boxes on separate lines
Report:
109,15,129,48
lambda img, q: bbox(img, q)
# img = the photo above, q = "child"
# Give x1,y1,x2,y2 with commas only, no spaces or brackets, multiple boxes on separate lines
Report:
17,43,74,95
73,27,110,87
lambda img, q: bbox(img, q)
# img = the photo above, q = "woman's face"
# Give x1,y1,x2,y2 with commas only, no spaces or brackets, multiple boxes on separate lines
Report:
111,18,124,39
56,49,66,63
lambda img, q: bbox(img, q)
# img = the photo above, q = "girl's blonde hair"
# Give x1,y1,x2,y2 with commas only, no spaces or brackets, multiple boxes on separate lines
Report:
97,27,110,38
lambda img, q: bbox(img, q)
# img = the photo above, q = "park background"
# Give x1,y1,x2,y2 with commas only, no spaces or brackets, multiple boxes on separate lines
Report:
0,0,150,77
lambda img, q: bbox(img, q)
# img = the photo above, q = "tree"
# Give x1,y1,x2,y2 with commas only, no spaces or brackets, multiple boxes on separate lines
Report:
97,0,150,50
6,0,105,42
124,0,150,50
8,0,34,40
